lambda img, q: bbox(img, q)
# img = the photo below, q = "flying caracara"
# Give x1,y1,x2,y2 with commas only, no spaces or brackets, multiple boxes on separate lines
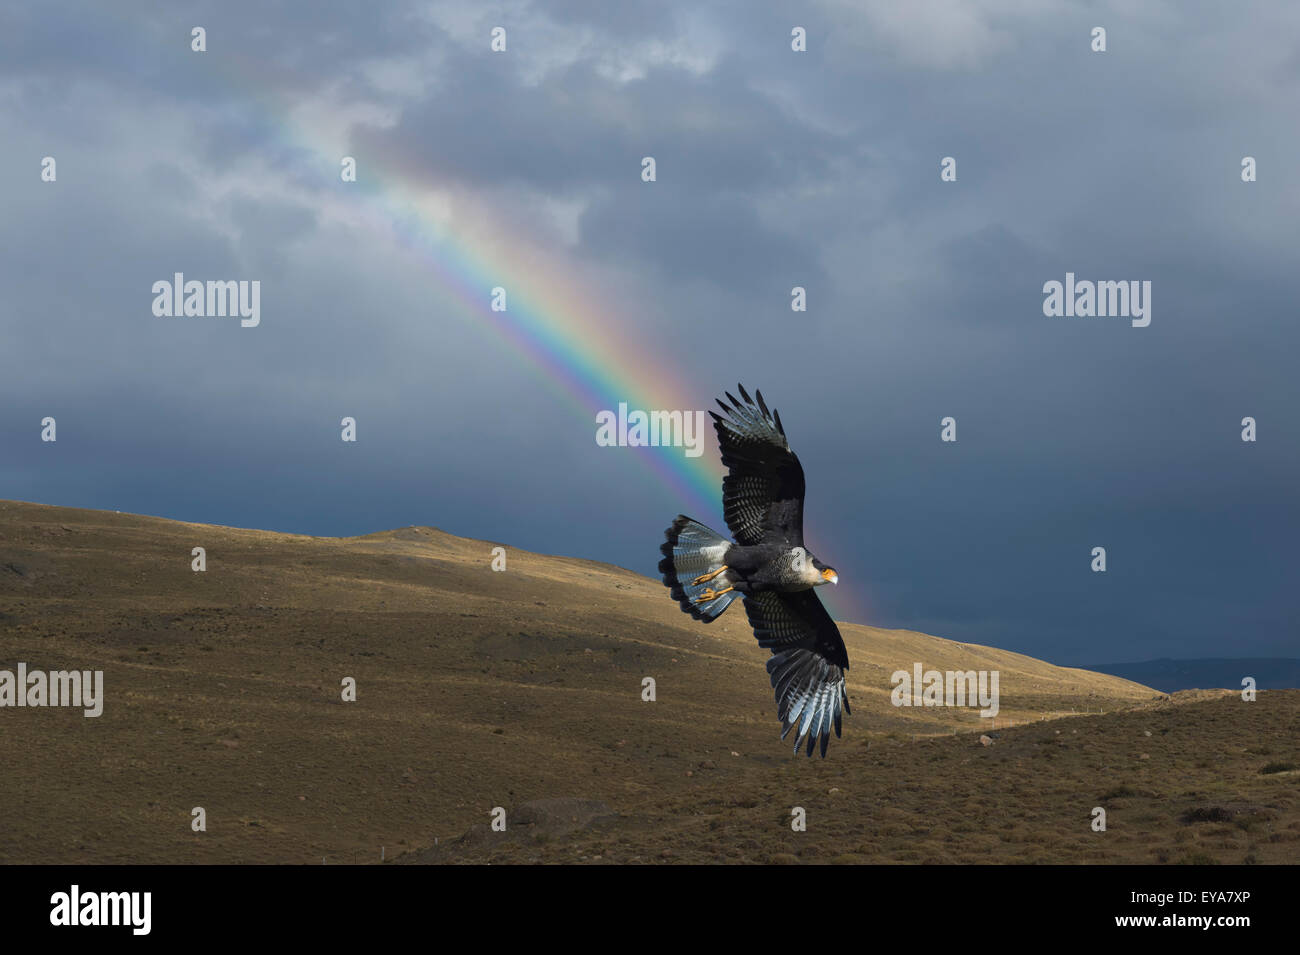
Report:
658,385,850,757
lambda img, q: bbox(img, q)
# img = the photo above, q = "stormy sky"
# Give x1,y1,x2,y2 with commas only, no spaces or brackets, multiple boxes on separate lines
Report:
2,1,1296,665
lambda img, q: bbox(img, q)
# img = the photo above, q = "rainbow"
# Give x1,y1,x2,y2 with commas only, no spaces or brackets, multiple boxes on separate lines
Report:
167,41,865,623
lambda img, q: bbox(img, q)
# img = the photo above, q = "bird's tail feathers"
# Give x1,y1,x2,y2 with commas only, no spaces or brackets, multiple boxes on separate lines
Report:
658,515,738,622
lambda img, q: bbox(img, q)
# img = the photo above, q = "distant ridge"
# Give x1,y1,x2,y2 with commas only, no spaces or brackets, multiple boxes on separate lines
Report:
1085,658,1300,693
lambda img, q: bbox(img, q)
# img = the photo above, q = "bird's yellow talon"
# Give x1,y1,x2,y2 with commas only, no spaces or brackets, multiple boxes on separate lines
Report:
691,565,728,585
694,585,735,603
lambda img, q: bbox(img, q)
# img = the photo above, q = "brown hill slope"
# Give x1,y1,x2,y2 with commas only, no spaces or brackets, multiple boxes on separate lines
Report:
1,500,1295,864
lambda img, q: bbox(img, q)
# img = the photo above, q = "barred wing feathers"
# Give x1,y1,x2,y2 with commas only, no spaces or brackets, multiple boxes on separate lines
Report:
744,590,850,758
709,384,805,547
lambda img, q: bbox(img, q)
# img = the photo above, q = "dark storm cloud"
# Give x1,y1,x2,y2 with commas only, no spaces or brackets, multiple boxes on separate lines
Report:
1,1,1295,667
355,49,840,194
349,44,839,288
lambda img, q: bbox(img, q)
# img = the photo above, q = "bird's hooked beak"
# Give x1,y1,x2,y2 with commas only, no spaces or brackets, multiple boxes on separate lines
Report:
821,568,838,585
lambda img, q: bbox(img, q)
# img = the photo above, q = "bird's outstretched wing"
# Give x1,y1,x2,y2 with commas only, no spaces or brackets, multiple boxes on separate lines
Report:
744,590,850,757
709,383,805,546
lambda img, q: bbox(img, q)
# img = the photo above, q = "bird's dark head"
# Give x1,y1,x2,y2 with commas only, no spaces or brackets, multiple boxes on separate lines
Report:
811,557,839,586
